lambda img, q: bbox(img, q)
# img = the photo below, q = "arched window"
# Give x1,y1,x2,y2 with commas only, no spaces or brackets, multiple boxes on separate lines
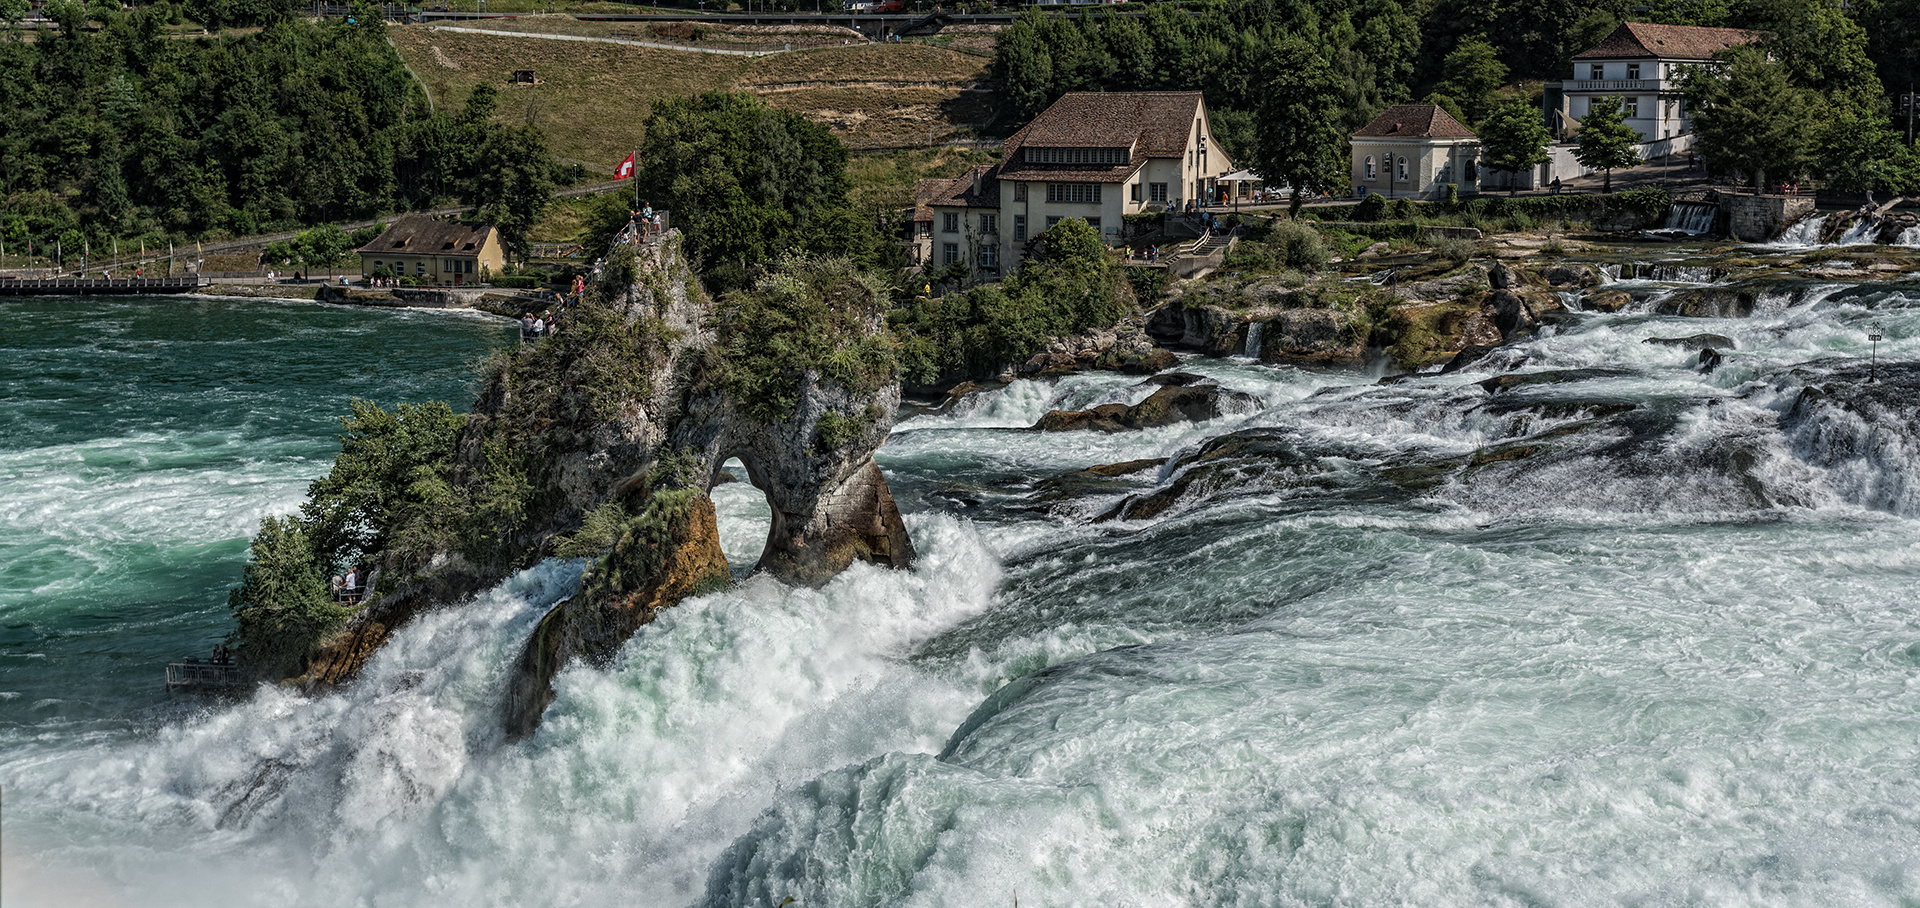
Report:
1365,156,1376,180
1397,157,1408,181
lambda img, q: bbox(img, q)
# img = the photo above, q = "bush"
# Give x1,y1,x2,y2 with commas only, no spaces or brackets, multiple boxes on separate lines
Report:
1444,184,1461,210
491,275,542,288
1432,235,1477,264
1392,198,1416,219
1125,265,1172,305
227,516,349,681
1269,219,1331,271
1354,193,1388,222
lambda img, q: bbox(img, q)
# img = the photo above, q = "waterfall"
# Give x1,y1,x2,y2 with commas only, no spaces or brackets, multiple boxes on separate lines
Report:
1835,218,1879,246
1899,225,1920,248
1244,321,1264,360
1660,203,1717,235
1766,215,1826,248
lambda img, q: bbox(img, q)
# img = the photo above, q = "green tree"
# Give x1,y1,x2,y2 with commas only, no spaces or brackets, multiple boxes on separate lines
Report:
1811,105,1919,195
1251,37,1349,217
0,0,31,25
1572,96,1642,193
1435,36,1509,125
1478,98,1552,194
226,515,345,681
1682,46,1821,191
299,399,467,573
468,125,558,263
637,91,859,284
1035,217,1103,269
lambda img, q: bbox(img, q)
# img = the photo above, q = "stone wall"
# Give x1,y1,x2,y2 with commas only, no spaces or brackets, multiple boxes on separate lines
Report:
1722,194,1816,241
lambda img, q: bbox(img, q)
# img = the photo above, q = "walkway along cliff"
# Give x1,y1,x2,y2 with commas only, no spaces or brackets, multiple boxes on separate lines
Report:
244,226,914,738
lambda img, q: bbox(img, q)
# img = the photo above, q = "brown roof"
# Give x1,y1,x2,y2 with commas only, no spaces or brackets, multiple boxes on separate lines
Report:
907,178,945,223
996,91,1222,184
926,164,1000,209
1352,105,1477,140
1573,22,1760,60
355,215,496,256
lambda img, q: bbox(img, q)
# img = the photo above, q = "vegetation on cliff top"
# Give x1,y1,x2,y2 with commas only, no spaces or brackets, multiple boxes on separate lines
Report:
713,255,898,425
891,218,1135,386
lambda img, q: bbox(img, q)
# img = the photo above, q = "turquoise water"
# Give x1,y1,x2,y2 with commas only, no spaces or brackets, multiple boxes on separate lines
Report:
5,285,1920,906
0,295,514,728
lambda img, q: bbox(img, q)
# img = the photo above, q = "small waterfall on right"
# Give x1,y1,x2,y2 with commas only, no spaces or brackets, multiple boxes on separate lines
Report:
1896,225,1920,248
1243,321,1264,360
1767,215,1826,248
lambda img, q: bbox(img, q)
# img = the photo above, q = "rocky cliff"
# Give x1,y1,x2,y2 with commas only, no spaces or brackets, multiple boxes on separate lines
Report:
296,236,915,737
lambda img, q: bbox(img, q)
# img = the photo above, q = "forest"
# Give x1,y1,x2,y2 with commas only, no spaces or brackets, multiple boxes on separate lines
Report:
0,1,566,262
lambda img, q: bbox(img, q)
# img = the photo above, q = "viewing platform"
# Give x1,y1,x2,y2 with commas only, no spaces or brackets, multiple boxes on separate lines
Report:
166,658,242,692
0,275,202,296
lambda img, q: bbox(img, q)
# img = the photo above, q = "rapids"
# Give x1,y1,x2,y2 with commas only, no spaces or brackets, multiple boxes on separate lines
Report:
6,286,1920,906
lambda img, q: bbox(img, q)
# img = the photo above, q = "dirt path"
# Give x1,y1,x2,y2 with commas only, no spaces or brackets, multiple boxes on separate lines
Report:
427,24,804,56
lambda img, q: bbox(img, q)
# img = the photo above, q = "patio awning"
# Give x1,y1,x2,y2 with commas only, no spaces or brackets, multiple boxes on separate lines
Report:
1217,169,1266,183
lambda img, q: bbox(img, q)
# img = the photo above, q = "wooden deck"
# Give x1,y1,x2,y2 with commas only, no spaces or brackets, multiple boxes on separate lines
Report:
0,276,202,295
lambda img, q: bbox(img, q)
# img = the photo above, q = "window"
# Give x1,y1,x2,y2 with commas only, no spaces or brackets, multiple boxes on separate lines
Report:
1622,96,1639,117
942,212,959,233
1131,183,1141,202
1046,183,1102,204
1626,63,1640,80
1589,63,1604,80
1023,147,1127,165
373,260,383,270
1014,215,1027,241
1465,159,1478,182
1396,156,1407,181
1085,217,1101,234
1149,182,1168,202
415,261,425,275
1046,216,1062,228
942,242,959,265
919,222,931,237
980,214,996,234
1365,156,1376,180
1014,183,1027,202
980,245,997,269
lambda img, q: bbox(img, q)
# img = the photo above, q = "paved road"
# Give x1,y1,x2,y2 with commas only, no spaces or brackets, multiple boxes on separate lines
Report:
427,23,793,55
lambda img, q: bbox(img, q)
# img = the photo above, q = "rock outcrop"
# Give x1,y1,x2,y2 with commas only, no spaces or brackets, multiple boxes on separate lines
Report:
296,235,915,737
1010,315,1178,378
1034,373,1259,432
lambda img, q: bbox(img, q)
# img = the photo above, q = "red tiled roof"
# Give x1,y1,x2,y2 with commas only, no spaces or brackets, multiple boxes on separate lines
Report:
1573,22,1760,60
926,164,1000,209
996,91,1222,184
1351,105,1477,140
908,178,944,222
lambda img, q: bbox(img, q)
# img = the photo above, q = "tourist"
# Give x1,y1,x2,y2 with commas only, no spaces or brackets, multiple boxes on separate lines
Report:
533,314,546,337
520,313,535,343
342,567,358,604
1551,177,1563,195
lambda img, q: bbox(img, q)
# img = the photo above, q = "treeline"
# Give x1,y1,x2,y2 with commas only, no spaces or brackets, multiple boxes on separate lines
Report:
0,3,566,261
991,0,1920,196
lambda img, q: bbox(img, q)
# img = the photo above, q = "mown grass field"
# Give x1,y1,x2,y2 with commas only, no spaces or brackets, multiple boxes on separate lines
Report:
388,24,992,169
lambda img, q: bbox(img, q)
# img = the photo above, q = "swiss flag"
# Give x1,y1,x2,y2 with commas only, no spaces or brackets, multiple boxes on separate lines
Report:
614,153,635,180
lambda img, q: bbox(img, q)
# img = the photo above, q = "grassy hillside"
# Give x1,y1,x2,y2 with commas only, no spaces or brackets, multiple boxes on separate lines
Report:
388,23,992,169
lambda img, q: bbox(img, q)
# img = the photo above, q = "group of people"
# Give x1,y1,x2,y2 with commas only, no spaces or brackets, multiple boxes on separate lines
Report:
630,203,664,242
329,564,377,606
521,309,563,343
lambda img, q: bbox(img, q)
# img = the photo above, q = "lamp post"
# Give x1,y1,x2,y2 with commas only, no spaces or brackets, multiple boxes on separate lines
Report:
1869,323,1884,383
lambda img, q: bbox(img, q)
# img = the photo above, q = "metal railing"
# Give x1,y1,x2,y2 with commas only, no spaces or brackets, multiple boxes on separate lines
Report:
166,661,241,688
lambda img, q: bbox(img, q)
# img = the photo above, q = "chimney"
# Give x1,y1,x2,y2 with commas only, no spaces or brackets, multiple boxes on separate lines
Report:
971,168,983,198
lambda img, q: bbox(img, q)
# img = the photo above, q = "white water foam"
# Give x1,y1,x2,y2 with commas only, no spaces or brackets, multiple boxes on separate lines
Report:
1766,214,1826,248
0,516,1003,908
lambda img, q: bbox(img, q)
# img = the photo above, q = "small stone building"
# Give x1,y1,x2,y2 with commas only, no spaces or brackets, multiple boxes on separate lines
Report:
1350,104,1481,201
356,216,506,286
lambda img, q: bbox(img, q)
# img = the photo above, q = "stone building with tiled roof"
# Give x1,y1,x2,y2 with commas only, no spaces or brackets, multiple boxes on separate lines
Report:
1556,22,1761,141
356,215,505,287
923,91,1235,281
1349,104,1482,201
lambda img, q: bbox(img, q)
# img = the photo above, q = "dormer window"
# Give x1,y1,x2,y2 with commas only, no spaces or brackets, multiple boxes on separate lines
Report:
1590,63,1604,80
1023,147,1129,165
1626,63,1640,80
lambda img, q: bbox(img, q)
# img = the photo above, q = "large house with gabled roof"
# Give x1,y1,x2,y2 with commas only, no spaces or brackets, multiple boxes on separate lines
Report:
1556,22,1761,141
356,215,505,287
923,91,1236,281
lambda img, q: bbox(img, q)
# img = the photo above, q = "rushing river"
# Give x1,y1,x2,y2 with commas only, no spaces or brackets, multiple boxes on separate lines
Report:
3,283,1920,907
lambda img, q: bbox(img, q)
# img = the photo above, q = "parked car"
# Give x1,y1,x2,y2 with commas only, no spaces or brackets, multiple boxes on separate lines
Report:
869,0,904,11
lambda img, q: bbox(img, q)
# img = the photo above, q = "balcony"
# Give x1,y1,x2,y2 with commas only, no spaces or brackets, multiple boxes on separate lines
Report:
1568,79,1662,92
